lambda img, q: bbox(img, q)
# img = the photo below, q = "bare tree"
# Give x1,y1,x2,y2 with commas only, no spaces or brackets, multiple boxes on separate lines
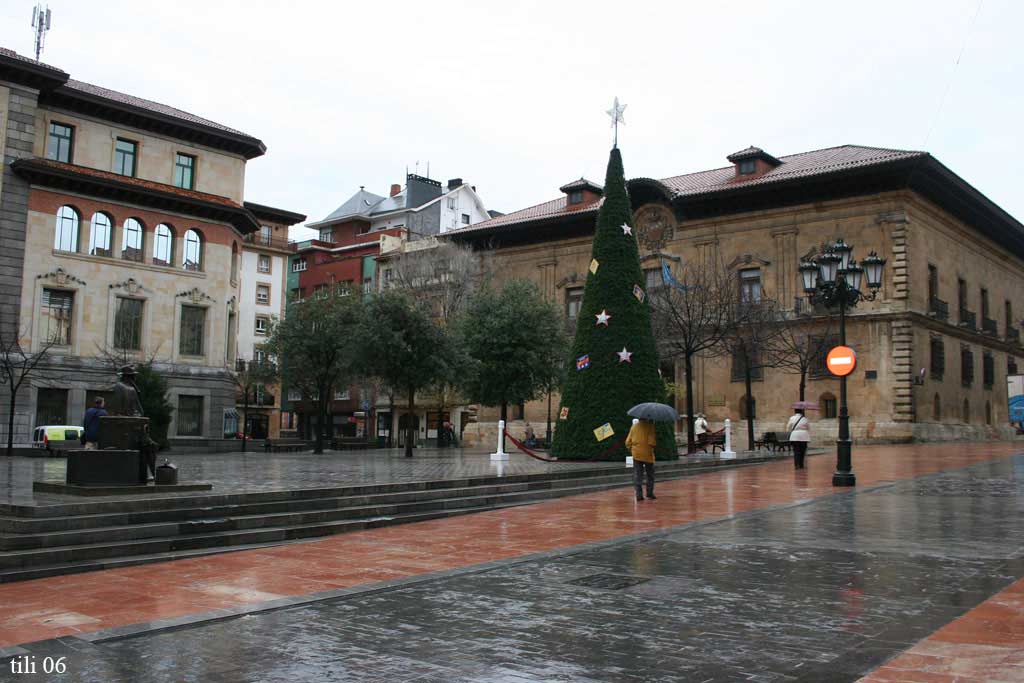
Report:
384,238,489,446
719,293,785,451
231,357,277,452
649,257,736,453
769,306,837,403
0,319,58,456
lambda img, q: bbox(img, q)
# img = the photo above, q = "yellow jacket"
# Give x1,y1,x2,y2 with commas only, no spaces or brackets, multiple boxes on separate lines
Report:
626,421,657,462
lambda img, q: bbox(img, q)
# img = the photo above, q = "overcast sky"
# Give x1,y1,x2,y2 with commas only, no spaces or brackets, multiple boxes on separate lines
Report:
2,1,1019,240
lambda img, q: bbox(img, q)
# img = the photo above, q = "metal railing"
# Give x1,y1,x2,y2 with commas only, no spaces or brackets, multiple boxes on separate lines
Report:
243,233,296,251
983,317,998,335
928,297,949,322
794,296,830,316
1008,327,1021,344
958,309,976,330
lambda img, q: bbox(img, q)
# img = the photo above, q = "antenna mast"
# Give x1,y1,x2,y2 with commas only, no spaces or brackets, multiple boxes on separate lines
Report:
31,4,52,62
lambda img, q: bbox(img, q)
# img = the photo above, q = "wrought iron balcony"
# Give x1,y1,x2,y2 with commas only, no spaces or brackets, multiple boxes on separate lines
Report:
982,317,998,335
243,233,296,251
958,308,976,330
1007,327,1021,344
928,297,949,322
793,296,831,316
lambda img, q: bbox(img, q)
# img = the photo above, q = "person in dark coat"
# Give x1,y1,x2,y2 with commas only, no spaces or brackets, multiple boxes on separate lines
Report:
82,397,108,449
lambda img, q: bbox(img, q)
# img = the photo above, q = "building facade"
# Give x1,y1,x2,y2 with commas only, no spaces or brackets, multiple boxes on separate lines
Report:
0,46,275,445
449,145,1024,447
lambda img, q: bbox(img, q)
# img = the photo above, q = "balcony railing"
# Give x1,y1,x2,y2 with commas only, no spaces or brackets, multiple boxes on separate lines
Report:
982,317,998,335
1008,327,1021,345
236,392,275,407
243,233,296,251
959,308,976,330
793,296,831,317
928,297,949,322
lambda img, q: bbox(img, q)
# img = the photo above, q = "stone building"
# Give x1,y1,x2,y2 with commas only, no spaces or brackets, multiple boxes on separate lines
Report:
0,46,275,445
449,145,1024,446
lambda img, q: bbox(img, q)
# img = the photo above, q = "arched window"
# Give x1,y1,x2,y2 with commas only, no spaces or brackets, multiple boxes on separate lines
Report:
183,229,203,271
54,205,80,252
962,398,970,424
230,242,239,281
121,217,144,262
819,392,837,418
985,401,992,425
933,394,941,421
153,224,174,266
88,212,113,256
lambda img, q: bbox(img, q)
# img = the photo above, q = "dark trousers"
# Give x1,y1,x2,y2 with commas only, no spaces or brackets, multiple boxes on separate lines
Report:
792,441,808,469
633,461,655,496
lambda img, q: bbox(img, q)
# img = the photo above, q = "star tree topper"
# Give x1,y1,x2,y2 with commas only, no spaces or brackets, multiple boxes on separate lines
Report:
606,97,626,147
595,309,611,326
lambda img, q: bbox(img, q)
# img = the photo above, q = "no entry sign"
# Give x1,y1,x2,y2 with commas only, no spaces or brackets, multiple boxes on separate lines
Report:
826,346,857,377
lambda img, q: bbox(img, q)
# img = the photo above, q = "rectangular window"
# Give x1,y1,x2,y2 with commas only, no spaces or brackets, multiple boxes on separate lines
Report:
174,153,195,189
731,348,763,381
568,190,583,205
809,335,840,378
254,347,267,366
46,122,73,163
254,316,269,335
738,159,756,175
461,213,470,225
179,305,206,356
319,228,333,243
35,388,68,427
1006,300,1014,335
176,395,203,436
961,346,974,387
958,278,967,310
113,297,143,350
292,258,307,272
447,197,457,210
40,288,73,346
645,268,662,291
823,397,838,419
981,288,990,320
740,268,762,303
256,284,270,305
930,337,945,381
362,278,373,294
983,353,995,389
290,287,304,302
1010,357,1019,376
313,284,329,299
337,281,352,297
288,388,302,401
334,388,350,400
114,138,137,177
259,225,273,245
927,264,938,301
566,287,584,320
257,254,271,273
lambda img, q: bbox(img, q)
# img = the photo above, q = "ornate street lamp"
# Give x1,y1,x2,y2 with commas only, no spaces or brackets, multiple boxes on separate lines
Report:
801,238,886,487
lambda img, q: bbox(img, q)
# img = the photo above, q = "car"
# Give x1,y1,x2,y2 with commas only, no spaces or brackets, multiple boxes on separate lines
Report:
32,425,85,452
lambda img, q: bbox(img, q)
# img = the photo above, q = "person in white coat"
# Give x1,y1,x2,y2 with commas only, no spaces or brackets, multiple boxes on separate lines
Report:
693,413,709,437
786,408,811,469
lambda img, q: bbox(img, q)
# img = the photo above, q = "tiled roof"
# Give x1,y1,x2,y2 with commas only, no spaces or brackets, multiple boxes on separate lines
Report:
19,159,245,209
558,177,603,193
62,79,254,138
0,46,62,70
453,145,926,235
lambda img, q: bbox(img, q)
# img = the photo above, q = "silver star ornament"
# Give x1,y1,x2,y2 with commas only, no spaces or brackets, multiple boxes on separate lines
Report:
621,223,632,236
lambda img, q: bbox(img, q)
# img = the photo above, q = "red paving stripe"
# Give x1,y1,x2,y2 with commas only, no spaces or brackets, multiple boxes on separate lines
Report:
857,577,1024,682
0,442,1020,648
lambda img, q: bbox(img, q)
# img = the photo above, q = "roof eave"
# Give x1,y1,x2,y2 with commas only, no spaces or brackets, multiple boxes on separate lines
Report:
243,201,307,225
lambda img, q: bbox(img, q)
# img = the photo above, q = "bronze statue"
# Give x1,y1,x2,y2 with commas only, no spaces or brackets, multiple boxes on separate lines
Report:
111,365,144,417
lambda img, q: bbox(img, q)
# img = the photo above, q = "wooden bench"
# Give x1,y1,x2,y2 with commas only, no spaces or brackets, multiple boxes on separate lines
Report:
694,428,725,454
755,432,793,452
263,439,311,453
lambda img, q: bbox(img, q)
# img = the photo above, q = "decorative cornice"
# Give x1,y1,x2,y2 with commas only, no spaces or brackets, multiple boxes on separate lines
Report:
876,211,910,225
177,287,215,304
555,273,582,289
727,253,771,269
108,277,148,295
37,267,85,286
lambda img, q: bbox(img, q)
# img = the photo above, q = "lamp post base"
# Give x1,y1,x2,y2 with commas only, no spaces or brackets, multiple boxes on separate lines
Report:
832,471,856,487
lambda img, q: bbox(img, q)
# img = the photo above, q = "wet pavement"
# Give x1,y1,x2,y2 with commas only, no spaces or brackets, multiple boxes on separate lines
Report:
0,447,746,506
2,442,1023,682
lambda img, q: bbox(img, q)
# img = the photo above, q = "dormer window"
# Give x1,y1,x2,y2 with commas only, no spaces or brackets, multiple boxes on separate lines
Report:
727,146,782,179
568,191,584,205
738,159,756,175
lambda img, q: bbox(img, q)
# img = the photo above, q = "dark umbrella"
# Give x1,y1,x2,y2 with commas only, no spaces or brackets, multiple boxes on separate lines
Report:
627,402,680,422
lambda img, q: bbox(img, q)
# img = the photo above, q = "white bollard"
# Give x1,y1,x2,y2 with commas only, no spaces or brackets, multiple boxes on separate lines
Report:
720,418,736,459
626,418,638,467
490,419,510,462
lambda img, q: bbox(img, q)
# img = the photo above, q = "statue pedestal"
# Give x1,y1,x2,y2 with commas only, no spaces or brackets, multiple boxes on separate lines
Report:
66,449,146,486
99,416,149,450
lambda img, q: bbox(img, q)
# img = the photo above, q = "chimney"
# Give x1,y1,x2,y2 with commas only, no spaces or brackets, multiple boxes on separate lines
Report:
447,178,463,190
390,184,401,197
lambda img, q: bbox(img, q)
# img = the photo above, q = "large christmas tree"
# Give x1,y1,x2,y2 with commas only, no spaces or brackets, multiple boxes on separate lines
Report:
552,145,673,460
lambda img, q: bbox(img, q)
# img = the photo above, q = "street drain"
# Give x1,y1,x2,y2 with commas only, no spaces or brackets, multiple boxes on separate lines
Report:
568,573,650,590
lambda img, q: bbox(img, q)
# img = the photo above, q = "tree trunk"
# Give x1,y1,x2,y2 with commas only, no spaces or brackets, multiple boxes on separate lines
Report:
314,394,326,455
744,366,755,451
436,388,446,448
684,352,696,453
405,387,416,458
799,369,806,402
6,386,16,457
388,394,395,447
545,388,552,446
500,401,508,452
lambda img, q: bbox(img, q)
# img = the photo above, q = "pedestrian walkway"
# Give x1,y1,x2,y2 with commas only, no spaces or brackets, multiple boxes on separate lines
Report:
3,441,1023,681
0,441,1017,657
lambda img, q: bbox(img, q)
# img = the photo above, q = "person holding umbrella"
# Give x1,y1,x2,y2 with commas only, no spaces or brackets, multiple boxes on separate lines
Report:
786,401,814,469
626,402,679,501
